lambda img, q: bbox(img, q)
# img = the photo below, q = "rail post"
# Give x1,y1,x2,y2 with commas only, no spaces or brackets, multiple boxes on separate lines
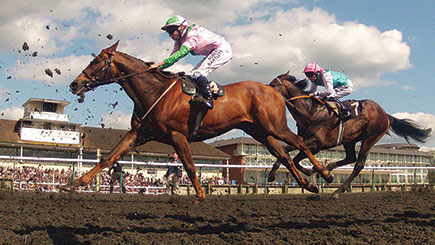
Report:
72,162,75,182
321,177,324,193
371,169,375,192
95,149,101,192
282,184,288,194
199,167,202,184
120,171,123,193
264,168,268,194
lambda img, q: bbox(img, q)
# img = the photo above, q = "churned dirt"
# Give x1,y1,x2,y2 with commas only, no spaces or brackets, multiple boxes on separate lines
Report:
0,189,434,244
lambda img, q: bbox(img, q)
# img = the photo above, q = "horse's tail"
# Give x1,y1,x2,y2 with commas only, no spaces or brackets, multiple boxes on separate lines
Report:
387,114,431,143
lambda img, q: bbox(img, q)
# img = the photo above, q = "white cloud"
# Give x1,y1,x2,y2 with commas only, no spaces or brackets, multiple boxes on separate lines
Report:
420,146,435,153
8,54,91,85
219,7,411,84
0,2,412,88
0,107,23,120
100,110,131,130
387,112,435,148
401,85,415,91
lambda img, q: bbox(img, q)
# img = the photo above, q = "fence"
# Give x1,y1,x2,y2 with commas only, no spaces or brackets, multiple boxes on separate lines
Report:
0,155,434,194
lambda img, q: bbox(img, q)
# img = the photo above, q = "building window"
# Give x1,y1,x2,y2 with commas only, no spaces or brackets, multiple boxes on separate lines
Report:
43,122,52,130
23,121,33,127
42,102,57,113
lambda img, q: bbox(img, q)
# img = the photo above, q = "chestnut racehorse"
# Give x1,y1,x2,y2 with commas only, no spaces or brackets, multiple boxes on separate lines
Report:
268,72,431,194
67,42,333,203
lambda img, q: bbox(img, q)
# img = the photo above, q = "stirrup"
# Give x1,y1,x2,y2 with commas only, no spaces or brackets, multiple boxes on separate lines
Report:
340,111,351,122
204,99,213,109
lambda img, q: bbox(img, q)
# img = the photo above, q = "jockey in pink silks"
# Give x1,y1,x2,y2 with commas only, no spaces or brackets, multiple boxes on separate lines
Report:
303,62,354,120
150,15,232,110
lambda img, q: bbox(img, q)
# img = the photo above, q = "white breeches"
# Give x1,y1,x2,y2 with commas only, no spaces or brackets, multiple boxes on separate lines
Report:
329,79,354,99
191,43,232,79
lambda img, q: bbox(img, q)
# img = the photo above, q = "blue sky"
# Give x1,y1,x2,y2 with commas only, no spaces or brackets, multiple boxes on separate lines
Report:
0,0,433,150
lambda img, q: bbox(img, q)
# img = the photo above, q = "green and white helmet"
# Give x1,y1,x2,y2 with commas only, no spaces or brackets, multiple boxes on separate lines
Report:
161,15,187,30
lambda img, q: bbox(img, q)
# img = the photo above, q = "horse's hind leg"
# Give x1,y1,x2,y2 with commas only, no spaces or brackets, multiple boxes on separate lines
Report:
334,135,385,194
326,142,357,172
171,132,205,204
268,147,317,182
274,130,333,183
68,129,139,190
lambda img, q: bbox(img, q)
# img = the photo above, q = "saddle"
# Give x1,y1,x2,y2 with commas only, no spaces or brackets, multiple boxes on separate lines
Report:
178,73,225,98
324,100,362,118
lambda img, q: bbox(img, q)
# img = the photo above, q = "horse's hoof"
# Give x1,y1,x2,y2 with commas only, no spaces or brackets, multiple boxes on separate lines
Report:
193,194,205,204
301,169,314,176
60,183,77,193
321,169,334,183
305,184,319,193
332,192,340,199
267,174,276,182
333,186,346,196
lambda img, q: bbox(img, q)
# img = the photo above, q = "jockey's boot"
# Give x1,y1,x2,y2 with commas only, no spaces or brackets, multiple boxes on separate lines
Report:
328,97,350,121
195,76,214,109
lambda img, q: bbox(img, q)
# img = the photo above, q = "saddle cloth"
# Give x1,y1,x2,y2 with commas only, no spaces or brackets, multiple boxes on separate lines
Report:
178,74,225,98
325,100,362,118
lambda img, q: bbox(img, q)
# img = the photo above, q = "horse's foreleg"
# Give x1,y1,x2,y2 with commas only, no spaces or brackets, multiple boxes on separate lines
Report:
72,129,139,189
292,151,319,176
267,160,281,182
171,132,205,204
268,153,313,182
293,143,332,183
268,140,314,182
277,131,333,183
260,135,318,193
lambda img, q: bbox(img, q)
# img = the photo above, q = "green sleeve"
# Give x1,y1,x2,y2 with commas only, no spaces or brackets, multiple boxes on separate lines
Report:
161,45,192,69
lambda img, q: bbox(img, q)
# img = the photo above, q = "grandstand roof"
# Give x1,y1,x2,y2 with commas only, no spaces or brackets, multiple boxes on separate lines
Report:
0,119,230,160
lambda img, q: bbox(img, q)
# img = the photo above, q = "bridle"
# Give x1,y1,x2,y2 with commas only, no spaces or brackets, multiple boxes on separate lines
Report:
79,49,149,91
77,49,178,125
272,77,324,104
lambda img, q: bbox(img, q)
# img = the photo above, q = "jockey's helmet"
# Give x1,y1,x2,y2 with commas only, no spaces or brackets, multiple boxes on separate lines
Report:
303,62,321,74
161,15,187,31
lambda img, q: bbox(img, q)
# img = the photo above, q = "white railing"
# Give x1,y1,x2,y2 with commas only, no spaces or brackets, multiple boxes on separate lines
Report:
0,155,434,170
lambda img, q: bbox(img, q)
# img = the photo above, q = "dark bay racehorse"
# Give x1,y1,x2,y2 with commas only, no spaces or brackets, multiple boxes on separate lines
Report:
268,72,431,194
67,42,333,203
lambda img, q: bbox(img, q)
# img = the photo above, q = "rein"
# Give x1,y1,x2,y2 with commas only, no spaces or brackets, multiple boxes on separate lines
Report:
289,94,324,104
273,77,324,104
82,50,179,125
82,49,151,87
139,78,178,122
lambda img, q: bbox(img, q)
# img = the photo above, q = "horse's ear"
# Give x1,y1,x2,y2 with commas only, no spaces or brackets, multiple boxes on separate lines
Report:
283,71,290,79
108,40,120,52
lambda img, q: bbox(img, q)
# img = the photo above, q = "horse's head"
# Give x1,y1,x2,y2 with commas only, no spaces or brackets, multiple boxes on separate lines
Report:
69,41,120,103
269,71,308,99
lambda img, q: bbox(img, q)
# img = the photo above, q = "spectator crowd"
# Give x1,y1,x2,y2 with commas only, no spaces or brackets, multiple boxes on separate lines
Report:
0,165,228,194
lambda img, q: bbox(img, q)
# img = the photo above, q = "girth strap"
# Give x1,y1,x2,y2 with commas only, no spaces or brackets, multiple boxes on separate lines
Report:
336,120,345,146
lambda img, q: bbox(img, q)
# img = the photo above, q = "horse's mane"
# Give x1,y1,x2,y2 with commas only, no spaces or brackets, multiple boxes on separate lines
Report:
279,73,309,92
116,51,177,78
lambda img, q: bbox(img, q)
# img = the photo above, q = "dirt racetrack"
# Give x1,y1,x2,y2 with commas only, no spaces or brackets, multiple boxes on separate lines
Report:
1,189,434,244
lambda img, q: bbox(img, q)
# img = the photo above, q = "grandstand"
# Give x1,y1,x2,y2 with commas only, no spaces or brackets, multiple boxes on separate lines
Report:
0,98,432,192
0,98,230,191
211,137,433,185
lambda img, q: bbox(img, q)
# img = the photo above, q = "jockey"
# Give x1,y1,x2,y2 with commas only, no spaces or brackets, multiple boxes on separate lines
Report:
150,15,232,110
304,62,353,120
